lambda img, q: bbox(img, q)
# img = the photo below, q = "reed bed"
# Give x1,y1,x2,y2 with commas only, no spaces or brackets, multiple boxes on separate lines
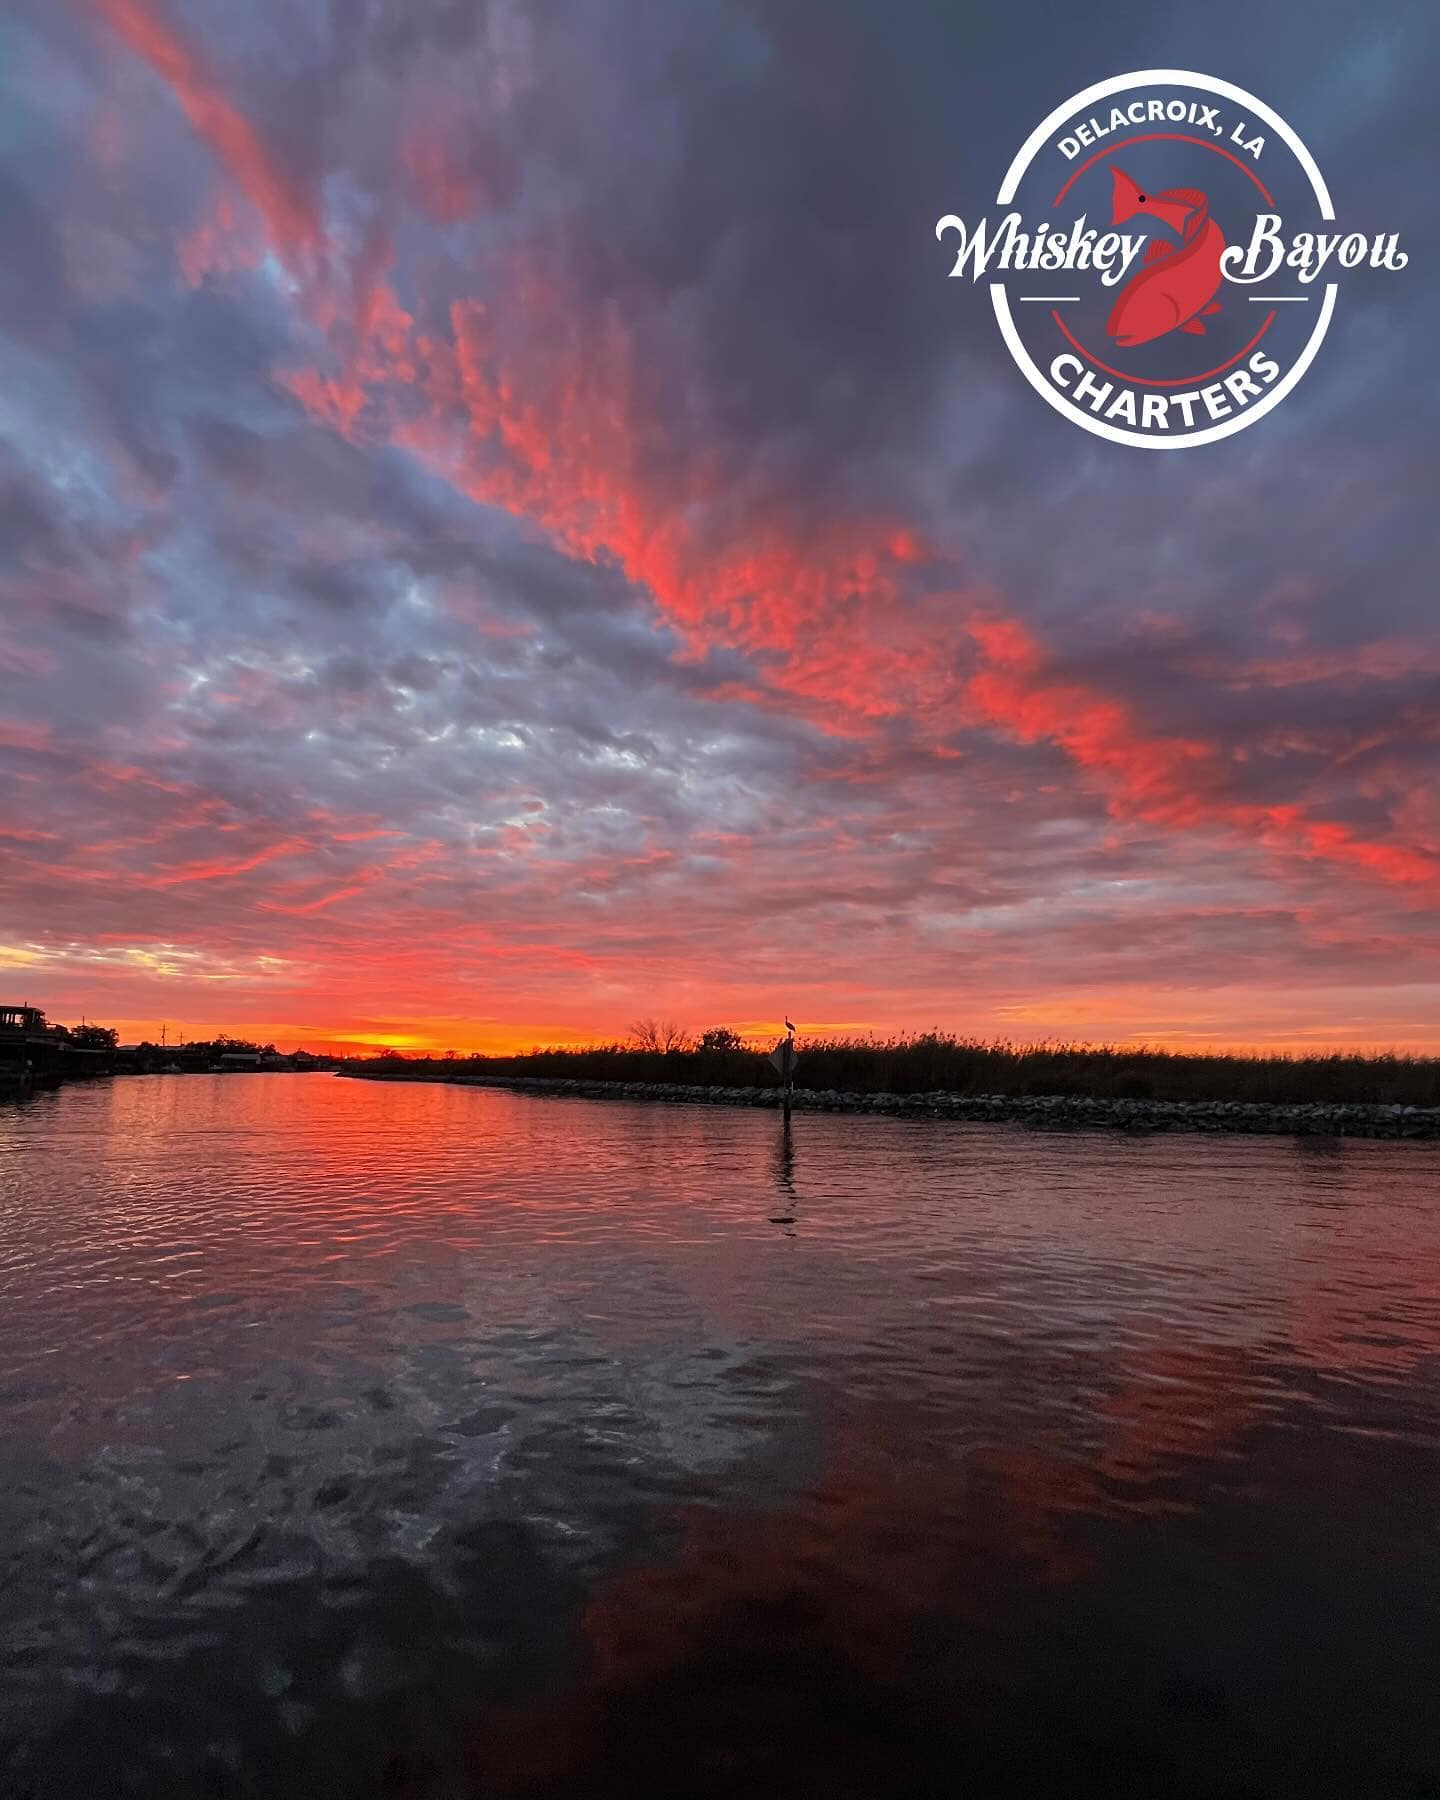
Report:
363,1033,1440,1108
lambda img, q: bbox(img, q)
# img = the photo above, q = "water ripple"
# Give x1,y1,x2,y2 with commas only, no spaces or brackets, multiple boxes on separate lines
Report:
1,1076,1438,1797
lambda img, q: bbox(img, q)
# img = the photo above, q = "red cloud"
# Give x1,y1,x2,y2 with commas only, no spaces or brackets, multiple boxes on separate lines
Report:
401,126,486,225
277,248,1438,900
47,8,1440,1052
962,615,1439,889
85,0,321,258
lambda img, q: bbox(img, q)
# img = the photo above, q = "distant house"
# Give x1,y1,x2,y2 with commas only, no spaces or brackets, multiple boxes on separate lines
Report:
217,1051,264,1070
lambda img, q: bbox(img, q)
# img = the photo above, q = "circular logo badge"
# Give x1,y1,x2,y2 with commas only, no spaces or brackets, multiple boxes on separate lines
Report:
937,70,1406,448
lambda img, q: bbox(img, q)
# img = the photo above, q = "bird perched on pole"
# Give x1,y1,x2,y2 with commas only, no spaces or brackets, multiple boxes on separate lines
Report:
785,1017,796,1035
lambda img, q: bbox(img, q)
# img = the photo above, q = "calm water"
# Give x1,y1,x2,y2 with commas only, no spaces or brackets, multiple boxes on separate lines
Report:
1,1076,1438,1799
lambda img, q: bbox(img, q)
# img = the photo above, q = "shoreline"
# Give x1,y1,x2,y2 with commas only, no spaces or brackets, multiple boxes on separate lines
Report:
339,1070,1440,1140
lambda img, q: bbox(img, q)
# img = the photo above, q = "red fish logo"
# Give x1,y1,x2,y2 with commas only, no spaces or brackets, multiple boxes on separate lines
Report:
1105,166,1226,346
937,70,1409,446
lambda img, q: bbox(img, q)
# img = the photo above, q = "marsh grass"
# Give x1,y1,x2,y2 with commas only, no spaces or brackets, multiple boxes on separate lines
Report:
369,1033,1440,1107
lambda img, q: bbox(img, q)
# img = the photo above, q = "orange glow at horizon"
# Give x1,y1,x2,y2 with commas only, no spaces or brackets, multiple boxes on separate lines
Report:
81,1007,1440,1062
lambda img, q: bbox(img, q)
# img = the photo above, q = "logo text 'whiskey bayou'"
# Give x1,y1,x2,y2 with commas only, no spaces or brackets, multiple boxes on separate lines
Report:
937,70,1407,447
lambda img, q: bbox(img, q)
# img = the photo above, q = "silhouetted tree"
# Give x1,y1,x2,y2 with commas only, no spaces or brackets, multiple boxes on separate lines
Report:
628,1018,691,1053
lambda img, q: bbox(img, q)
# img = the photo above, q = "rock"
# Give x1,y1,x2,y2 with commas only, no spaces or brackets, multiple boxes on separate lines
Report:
418,1073,1440,1141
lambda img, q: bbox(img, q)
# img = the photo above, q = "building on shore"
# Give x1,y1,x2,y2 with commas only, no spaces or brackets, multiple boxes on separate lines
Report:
0,1004,112,1088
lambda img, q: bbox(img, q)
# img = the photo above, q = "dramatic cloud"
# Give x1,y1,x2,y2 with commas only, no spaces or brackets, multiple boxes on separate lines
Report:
0,0,1435,1050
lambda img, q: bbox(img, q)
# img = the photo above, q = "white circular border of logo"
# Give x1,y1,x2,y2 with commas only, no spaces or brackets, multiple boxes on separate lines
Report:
991,69,1337,449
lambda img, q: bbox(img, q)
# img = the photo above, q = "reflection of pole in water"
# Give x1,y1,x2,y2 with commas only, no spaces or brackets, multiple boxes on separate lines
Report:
769,1111,797,1226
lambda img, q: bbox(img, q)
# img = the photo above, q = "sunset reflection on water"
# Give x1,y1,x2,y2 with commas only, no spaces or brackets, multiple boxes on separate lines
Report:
1,1075,1437,1798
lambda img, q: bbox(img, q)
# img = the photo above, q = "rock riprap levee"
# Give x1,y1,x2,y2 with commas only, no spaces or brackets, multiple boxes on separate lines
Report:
425,1076,1440,1139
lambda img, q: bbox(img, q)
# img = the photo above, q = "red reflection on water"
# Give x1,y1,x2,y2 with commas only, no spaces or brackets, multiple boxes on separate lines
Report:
454,1334,1315,1796
457,1425,1115,1796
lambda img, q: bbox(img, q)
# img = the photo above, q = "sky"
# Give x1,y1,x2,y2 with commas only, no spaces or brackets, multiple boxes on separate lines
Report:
0,0,1436,1056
